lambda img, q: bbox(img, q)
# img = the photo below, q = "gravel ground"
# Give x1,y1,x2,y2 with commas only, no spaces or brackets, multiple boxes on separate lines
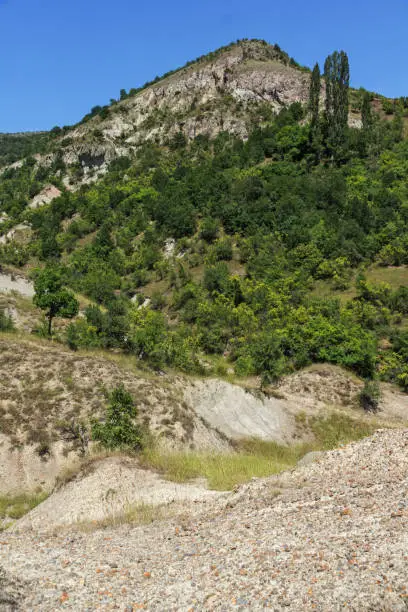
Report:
2,428,408,610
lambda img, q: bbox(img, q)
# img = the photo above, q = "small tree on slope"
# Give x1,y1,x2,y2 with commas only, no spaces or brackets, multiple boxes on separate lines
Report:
33,266,79,335
91,385,143,450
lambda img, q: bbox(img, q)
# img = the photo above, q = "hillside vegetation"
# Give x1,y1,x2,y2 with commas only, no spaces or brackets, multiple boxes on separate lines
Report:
1,40,408,394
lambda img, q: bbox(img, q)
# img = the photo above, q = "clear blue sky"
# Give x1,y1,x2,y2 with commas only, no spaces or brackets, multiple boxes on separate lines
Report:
0,0,407,132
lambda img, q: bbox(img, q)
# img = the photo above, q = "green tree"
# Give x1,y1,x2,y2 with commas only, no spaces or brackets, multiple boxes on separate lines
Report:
309,63,321,128
324,51,350,158
33,266,79,335
359,379,381,412
391,105,404,143
91,385,143,450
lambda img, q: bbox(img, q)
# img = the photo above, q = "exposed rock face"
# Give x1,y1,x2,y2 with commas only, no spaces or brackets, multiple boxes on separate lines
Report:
28,184,61,209
50,40,311,171
0,224,32,246
185,379,294,443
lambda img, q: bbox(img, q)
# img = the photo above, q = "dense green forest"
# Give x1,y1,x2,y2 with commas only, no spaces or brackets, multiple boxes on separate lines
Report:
1,50,408,390
0,131,60,167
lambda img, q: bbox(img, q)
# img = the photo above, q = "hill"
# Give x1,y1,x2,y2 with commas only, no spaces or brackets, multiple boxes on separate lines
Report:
3,428,408,610
0,39,407,400
0,38,408,608
0,40,311,175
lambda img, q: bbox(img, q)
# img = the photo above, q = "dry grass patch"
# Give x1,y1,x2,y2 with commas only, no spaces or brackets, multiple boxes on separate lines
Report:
366,265,408,289
308,411,379,449
0,492,48,522
141,442,306,491
73,502,179,533
0,335,191,446
141,411,386,491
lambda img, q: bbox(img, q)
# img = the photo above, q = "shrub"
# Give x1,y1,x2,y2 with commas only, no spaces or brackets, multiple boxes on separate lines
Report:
66,319,101,351
234,356,256,377
199,217,219,242
214,238,233,261
0,309,14,332
203,263,230,294
150,291,167,310
382,99,394,115
91,385,143,450
359,380,381,412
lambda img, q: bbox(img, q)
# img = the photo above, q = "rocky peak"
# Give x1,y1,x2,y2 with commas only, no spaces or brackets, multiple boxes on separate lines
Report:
46,39,310,179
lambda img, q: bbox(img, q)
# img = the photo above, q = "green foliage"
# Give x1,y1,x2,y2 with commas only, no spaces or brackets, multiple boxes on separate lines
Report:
0,308,14,332
382,99,394,115
199,217,219,242
203,263,230,294
91,385,143,450
0,492,48,520
309,413,377,450
234,356,256,377
33,266,79,335
67,300,129,350
214,238,233,261
0,132,56,167
2,51,408,390
308,63,321,127
324,50,350,158
361,92,373,132
129,307,167,366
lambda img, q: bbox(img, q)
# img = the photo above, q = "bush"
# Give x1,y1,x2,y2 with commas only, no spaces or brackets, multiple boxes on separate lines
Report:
0,309,14,332
382,99,394,115
199,217,219,242
234,356,256,377
203,263,230,294
66,319,101,351
91,385,143,450
214,238,233,261
359,380,381,412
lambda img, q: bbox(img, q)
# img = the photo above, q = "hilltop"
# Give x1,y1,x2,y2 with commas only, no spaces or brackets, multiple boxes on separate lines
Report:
0,40,311,176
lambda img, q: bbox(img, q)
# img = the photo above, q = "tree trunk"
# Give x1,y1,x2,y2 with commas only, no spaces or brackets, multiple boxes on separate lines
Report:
48,314,53,336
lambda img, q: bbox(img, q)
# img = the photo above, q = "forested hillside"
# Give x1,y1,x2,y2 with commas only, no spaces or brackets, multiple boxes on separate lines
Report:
1,43,408,391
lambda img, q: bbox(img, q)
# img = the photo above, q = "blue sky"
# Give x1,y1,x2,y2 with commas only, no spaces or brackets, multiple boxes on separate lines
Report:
0,0,407,132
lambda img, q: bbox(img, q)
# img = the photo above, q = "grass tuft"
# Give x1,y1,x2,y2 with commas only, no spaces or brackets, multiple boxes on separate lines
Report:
74,502,177,533
0,492,48,521
309,412,378,449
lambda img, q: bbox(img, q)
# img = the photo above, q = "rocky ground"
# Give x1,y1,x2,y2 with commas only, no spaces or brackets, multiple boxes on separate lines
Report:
1,428,408,610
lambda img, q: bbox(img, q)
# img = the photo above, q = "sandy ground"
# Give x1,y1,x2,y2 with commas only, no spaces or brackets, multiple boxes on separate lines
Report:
13,456,222,532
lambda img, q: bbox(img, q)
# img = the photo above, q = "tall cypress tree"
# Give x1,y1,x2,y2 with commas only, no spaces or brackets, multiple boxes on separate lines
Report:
308,63,322,161
324,51,350,158
309,63,321,127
